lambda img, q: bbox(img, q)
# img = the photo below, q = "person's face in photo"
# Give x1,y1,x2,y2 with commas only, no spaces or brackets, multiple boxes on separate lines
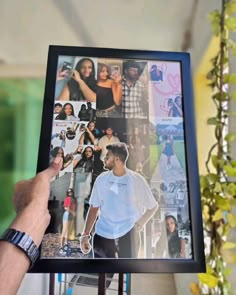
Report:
88,122,95,131
175,96,182,107
166,217,176,233
104,150,115,170
80,60,93,78
87,102,92,109
54,105,62,114
64,104,73,116
126,67,139,81
56,148,64,158
84,147,93,159
99,66,109,81
105,127,113,136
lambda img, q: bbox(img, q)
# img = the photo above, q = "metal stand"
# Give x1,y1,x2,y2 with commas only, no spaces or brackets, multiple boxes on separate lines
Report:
98,273,106,295
49,272,131,294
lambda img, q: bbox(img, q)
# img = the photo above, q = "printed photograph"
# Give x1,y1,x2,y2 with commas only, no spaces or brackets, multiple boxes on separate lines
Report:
40,55,192,261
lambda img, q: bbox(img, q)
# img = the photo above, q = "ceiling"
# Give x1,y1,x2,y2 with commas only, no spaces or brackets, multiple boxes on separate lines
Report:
0,0,221,76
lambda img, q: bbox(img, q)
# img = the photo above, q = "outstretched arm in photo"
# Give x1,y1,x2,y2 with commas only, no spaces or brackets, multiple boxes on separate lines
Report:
80,205,99,254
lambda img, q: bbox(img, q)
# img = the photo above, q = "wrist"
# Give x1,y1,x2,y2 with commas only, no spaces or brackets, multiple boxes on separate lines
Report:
81,231,90,236
11,204,50,247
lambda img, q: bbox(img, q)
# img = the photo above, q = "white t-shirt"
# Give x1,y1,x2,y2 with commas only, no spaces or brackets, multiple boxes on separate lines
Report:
89,169,158,239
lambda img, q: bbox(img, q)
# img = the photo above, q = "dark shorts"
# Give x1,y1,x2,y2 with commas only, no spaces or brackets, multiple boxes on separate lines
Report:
93,227,139,258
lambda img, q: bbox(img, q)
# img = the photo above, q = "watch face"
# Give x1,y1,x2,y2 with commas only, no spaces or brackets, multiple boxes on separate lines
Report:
0,228,39,266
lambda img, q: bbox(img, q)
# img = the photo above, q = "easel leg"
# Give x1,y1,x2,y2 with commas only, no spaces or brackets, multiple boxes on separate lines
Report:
98,273,106,295
118,273,124,295
49,273,55,295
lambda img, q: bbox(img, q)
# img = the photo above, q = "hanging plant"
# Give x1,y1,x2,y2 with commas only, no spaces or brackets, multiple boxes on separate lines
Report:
190,0,236,294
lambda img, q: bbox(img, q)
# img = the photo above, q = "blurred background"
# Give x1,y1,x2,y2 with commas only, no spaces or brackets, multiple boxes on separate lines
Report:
1,1,234,294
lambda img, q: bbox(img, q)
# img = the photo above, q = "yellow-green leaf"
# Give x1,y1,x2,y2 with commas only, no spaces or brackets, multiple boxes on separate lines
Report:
224,165,236,176
226,182,236,195
225,2,236,14
207,117,218,125
207,173,219,183
215,197,230,210
227,213,236,227
212,209,223,221
223,267,232,277
225,17,236,30
225,133,236,142
229,73,236,84
200,176,209,189
230,160,236,167
222,242,236,249
214,182,222,193
198,273,219,288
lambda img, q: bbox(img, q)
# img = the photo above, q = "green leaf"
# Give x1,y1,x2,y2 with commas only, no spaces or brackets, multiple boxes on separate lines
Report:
223,267,232,277
215,196,230,210
227,213,236,227
226,182,236,196
224,165,236,176
214,182,222,193
225,17,236,30
207,173,219,183
211,155,218,168
212,209,224,221
207,117,218,125
230,160,236,167
222,242,236,249
198,273,219,288
227,73,236,84
225,133,236,142
213,92,229,101
200,176,210,189
208,10,221,36
225,2,236,14
224,74,230,83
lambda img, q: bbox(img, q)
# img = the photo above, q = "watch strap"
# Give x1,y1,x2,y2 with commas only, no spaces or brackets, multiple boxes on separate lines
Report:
0,228,39,267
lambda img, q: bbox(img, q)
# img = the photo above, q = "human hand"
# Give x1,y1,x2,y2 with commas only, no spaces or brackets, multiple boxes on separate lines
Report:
112,73,122,84
80,235,92,254
134,222,143,232
57,68,69,81
71,70,82,83
13,157,63,214
11,157,63,246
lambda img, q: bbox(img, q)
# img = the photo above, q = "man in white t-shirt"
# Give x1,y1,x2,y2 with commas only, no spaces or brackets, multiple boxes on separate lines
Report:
80,142,158,258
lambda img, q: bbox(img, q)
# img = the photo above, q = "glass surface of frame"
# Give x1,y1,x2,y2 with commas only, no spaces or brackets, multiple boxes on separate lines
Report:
34,46,205,273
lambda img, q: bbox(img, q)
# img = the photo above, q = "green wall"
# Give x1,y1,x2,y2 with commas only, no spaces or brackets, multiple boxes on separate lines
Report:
0,78,45,234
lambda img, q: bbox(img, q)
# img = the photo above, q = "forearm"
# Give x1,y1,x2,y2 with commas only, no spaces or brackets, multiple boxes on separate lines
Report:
57,85,69,101
112,83,122,105
136,205,158,227
0,241,29,295
0,204,50,294
78,80,96,102
82,206,99,234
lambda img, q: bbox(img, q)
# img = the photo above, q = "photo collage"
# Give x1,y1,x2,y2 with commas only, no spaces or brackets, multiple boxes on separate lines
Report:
40,55,192,260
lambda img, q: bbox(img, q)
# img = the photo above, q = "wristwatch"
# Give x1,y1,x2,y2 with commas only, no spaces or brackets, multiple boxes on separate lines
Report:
0,228,39,267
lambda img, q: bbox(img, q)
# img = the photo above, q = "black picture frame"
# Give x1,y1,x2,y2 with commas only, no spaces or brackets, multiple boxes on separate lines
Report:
33,45,205,273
